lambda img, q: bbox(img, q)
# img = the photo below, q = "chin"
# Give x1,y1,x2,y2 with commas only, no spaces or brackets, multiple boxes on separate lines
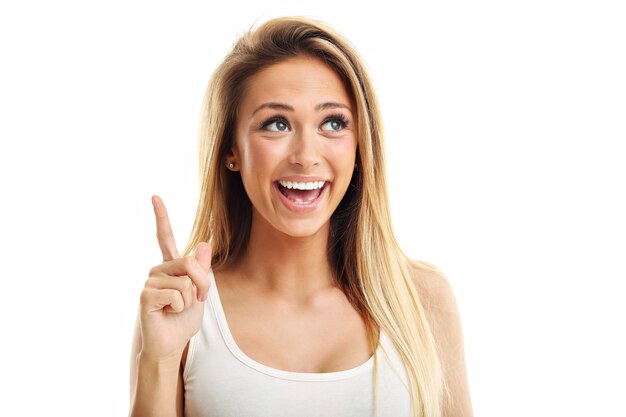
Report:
274,217,330,239
250,202,335,240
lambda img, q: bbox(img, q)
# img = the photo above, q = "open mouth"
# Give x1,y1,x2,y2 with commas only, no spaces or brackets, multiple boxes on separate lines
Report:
276,180,328,206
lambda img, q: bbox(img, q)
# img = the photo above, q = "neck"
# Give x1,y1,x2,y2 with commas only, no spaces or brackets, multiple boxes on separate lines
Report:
235,211,335,298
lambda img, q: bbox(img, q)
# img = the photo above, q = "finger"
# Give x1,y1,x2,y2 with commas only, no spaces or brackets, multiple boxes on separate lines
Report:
140,288,185,313
194,242,212,301
194,242,212,273
158,256,210,302
145,275,194,310
152,195,180,261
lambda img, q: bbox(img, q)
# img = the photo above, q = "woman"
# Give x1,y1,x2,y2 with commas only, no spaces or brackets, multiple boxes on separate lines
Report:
130,17,472,417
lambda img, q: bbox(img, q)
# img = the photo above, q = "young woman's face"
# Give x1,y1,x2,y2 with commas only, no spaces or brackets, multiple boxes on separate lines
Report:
232,56,357,238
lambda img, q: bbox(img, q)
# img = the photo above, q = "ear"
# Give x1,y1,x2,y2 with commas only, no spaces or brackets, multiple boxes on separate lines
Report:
225,147,240,172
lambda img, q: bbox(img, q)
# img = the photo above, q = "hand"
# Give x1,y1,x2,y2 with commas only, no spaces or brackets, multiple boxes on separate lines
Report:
138,195,211,362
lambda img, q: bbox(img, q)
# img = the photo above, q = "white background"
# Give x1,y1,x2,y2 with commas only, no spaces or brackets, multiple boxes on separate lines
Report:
1,1,624,416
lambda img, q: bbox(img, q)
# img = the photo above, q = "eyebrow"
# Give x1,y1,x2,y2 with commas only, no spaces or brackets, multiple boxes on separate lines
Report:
250,101,352,118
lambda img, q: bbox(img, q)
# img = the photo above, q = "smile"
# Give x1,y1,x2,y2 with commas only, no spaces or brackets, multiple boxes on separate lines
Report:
274,180,329,210
278,180,325,191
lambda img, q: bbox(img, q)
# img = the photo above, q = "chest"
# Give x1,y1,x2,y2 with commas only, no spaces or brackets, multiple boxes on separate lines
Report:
183,305,412,417
183,272,412,417
218,283,373,373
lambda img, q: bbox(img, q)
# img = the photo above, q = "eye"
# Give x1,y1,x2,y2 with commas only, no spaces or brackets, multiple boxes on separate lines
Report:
261,117,290,132
320,114,349,132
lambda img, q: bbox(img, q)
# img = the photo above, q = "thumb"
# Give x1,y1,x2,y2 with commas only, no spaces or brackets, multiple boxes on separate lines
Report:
194,242,212,274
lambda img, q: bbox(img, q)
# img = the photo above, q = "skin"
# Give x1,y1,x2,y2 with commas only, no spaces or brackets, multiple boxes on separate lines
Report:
129,56,472,416
215,56,370,374
230,55,357,241
410,262,474,416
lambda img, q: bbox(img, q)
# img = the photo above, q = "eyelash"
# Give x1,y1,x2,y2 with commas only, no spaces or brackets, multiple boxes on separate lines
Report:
259,115,289,131
259,113,350,132
323,113,350,130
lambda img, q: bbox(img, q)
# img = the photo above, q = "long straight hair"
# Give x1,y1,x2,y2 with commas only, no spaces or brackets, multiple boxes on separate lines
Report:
182,17,444,417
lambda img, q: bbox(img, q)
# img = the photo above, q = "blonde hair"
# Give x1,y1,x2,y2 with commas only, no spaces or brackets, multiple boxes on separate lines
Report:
182,17,444,417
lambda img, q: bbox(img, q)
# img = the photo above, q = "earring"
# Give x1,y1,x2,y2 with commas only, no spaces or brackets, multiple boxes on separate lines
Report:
228,162,235,170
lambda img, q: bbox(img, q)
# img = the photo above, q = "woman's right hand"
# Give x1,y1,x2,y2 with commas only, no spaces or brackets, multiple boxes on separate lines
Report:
138,195,212,362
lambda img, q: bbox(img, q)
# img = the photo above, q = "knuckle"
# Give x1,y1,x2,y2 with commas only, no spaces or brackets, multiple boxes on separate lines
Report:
139,289,150,305
181,276,193,291
183,256,195,271
170,291,184,312
148,265,160,277
144,275,161,288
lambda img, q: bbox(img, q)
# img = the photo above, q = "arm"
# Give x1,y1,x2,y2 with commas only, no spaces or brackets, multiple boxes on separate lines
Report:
129,196,210,417
409,260,473,417
129,311,185,417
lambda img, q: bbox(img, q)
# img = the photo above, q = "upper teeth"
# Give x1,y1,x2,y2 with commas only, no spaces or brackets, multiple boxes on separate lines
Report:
278,180,325,190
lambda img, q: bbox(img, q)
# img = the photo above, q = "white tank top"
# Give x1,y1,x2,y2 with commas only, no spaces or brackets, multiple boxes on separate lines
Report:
183,270,412,417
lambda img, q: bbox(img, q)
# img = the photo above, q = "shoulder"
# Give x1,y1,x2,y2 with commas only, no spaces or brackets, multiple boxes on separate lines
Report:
406,259,459,316
406,259,474,416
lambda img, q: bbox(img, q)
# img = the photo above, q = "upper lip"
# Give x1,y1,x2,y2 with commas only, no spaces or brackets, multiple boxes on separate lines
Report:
275,176,330,183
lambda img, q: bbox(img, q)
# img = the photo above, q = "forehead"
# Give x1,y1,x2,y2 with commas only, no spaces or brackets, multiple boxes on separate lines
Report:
239,56,352,113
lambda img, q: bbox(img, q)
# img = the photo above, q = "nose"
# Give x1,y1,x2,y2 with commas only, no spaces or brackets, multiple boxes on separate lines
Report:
288,128,321,168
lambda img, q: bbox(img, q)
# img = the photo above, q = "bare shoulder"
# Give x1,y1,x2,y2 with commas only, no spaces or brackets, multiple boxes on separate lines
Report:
406,258,462,352
407,259,474,417
407,259,459,315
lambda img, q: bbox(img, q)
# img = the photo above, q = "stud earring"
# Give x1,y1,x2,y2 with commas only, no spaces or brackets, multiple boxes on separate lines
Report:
228,162,235,170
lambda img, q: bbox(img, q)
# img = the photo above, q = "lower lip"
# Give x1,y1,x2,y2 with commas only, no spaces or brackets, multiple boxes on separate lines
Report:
274,182,329,213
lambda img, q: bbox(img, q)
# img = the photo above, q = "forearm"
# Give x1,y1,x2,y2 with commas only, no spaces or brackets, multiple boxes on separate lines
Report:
130,353,181,417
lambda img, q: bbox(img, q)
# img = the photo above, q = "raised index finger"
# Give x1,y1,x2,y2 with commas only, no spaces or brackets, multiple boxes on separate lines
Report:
152,195,180,261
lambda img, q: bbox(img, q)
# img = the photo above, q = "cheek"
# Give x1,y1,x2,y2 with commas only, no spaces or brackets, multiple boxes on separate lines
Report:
240,140,280,172
324,138,357,170
237,137,288,195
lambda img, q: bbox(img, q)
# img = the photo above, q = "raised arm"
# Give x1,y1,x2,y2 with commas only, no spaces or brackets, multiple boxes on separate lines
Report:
129,196,211,417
